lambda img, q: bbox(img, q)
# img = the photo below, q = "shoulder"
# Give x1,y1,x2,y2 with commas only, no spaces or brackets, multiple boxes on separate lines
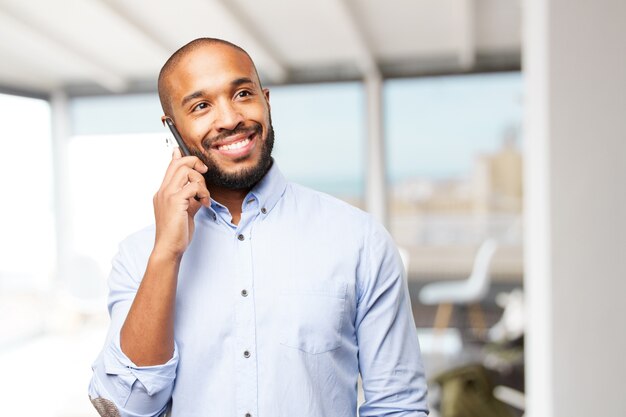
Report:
119,224,156,253
282,182,395,252
111,224,156,282
284,182,372,226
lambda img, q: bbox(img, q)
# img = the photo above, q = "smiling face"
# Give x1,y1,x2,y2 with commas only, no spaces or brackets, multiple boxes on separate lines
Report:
161,42,274,190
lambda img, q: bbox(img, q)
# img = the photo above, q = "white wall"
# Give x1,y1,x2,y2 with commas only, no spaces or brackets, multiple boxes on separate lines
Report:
524,1,626,416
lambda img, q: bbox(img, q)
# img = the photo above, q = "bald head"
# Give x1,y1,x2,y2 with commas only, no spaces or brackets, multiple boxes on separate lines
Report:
157,38,261,116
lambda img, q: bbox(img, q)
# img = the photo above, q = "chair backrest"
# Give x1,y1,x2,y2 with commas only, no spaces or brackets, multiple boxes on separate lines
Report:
467,239,499,298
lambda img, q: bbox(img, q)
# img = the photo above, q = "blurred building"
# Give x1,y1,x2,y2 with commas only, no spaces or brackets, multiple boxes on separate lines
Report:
473,128,523,214
391,128,524,281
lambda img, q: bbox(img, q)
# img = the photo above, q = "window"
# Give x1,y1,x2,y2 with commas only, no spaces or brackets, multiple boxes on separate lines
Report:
385,72,523,279
270,82,365,207
0,93,53,349
0,94,53,291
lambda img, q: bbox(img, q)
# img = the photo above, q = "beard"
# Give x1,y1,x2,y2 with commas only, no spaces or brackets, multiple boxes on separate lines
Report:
189,119,275,191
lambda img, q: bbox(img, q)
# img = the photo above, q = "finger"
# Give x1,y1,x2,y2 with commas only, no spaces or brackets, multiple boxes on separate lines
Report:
177,180,210,205
166,165,207,192
187,185,211,214
162,155,208,185
187,156,209,173
172,153,208,172
166,168,210,207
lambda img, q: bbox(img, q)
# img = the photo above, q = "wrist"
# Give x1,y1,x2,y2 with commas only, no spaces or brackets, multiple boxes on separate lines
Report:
150,245,184,266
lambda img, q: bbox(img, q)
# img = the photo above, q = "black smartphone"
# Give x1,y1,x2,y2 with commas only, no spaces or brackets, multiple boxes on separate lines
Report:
165,117,202,201
165,118,192,156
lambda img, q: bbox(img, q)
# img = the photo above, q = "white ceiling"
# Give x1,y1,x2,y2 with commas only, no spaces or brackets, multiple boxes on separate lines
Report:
0,0,521,96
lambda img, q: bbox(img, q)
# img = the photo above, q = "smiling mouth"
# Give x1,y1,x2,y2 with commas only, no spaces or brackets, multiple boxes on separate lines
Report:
217,137,251,151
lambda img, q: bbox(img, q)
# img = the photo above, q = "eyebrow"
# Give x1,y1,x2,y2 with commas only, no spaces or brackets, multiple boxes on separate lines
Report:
180,77,256,108
231,77,254,88
181,91,205,108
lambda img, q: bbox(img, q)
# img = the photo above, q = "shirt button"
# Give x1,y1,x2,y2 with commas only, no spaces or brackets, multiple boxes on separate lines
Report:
212,213,217,221
243,350,251,358
261,207,267,214
241,289,248,297
237,234,245,241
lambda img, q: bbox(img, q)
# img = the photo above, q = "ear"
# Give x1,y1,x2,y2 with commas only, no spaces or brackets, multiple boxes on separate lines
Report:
263,88,270,110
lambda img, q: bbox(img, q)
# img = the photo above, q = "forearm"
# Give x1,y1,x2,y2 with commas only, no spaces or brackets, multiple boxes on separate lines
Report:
120,249,181,366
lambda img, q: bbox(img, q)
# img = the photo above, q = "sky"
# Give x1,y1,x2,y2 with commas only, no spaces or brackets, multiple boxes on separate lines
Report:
385,72,523,181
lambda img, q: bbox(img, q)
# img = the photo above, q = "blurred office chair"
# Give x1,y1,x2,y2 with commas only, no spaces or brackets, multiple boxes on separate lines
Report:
419,239,498,334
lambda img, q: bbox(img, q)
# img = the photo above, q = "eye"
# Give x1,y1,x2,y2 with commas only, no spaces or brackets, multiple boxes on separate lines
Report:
236,90,252,99
192,102,209,112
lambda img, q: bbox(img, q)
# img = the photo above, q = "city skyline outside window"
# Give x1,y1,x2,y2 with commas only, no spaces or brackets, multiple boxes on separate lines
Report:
384,72,523,280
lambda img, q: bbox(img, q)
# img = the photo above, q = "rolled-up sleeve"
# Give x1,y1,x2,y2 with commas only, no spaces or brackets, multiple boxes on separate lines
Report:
89,236,178,417
356,221,429,416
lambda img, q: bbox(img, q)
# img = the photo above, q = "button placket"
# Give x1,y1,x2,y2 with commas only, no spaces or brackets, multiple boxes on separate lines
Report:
233,223,257,417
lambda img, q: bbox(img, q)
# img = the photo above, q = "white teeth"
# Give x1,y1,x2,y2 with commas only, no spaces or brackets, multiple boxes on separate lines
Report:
218,138,250,151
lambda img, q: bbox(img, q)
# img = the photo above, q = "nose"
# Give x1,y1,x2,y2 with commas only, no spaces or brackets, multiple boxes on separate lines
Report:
214,99,244,132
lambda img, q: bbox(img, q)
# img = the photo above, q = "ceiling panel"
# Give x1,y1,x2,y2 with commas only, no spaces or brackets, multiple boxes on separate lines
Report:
230,0,367,66
1,0,168,76
476,0,522,51
353,0,464,59
0,0,521,95
0,9,102,90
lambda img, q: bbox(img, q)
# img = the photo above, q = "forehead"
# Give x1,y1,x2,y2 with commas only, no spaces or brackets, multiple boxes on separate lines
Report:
166,44,258,101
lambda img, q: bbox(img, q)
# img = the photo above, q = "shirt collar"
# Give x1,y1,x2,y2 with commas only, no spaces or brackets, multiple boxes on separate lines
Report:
247,159,287,215
204,159,287,220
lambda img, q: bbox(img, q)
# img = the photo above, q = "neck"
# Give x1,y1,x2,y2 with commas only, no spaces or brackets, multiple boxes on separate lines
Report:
209,185,250,225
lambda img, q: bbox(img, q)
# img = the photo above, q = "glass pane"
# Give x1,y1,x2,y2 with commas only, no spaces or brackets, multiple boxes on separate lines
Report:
270,82,365,207
385,72,523,280
67,133,170,272
0,93,53,349
0,94,53,290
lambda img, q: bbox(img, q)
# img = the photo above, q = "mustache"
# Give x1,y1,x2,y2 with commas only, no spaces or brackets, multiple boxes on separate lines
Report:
201,123,262,150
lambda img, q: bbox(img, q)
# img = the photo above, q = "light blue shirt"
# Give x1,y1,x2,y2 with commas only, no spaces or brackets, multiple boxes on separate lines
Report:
89,162,429,417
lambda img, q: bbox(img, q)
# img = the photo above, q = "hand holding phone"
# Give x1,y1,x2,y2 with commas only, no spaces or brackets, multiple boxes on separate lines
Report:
165,118,192,156
164,118,203,202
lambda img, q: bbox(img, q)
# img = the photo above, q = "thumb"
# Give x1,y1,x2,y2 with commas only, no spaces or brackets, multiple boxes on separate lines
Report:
172,147,183,160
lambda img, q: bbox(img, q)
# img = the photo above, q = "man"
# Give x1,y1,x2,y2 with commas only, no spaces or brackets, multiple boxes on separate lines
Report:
89,38,429,417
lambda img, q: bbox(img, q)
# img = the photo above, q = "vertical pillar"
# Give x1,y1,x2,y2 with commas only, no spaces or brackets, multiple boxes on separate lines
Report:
50,90,73,280
458,0,476,69
364,72,388,227
524,1,626,416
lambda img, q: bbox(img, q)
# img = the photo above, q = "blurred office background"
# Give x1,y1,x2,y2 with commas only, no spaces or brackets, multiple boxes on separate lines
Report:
0,1,623,416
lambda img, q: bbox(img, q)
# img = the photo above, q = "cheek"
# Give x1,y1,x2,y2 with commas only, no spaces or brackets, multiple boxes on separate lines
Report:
245,102,270,124
186,119,213,143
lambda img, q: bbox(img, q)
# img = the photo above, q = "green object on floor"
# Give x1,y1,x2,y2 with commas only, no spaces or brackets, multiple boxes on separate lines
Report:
434,364,515,417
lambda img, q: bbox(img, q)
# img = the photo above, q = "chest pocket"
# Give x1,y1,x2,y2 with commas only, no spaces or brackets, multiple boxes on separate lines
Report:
279,281,347,354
